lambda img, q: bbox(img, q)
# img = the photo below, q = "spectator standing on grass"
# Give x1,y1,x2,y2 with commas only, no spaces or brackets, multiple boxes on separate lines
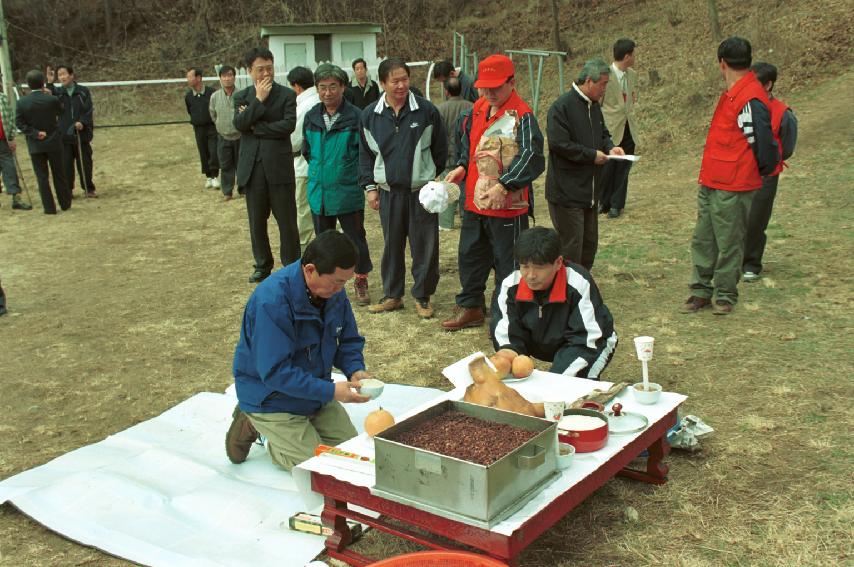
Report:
225,231,372,470
303,64,374,306
209,65,241,201
359,57,447,318
545,57,624,271
681,37,778,316
0,277,6,315
234,47,300,284
287,66,320,250
46,65,98,198
16,70,70,214
436,77,473,231
344,58,380,110
742,62,798,283
599,39,639,219
432,60,479,103
0,82,32,210
441,54,545,335
185,68,220,190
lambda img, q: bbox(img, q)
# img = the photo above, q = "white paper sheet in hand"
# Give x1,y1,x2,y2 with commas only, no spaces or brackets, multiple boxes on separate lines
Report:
606,154,641,162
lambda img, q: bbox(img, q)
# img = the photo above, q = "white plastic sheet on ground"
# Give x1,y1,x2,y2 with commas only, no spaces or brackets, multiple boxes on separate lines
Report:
0,381,443,567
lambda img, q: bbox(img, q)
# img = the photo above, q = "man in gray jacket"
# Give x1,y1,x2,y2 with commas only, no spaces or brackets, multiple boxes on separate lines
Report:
209,65,241,200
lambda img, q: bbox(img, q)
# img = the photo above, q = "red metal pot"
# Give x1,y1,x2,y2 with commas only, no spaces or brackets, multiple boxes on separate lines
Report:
557,408,609,453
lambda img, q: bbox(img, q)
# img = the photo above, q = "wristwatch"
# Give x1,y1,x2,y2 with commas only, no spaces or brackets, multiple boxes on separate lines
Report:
365,184,377,192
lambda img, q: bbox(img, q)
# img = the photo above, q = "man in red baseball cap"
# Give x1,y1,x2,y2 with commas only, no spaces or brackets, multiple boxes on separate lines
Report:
441,54,545,340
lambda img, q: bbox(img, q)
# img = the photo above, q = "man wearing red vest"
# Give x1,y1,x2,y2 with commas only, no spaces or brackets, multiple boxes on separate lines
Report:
441,54,545,333
742,62,798,283
681,37,779,315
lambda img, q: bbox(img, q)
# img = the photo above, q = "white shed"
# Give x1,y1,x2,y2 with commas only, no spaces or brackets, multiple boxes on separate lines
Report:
260,23,382,72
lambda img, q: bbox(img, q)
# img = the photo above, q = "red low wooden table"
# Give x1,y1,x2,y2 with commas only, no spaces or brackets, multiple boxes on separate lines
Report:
311,406,678,566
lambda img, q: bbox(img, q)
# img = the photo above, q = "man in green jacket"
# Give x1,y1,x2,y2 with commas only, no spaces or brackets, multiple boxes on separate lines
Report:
302,64,373,305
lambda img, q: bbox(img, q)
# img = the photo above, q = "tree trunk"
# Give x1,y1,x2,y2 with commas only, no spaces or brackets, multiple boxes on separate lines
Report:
707,0,722,40
551,0,565,54
103,0,113,44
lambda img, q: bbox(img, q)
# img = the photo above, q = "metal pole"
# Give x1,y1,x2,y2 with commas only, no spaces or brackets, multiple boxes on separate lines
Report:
526,53,534,108
558,56,565,94
0,0,16,114
452,32,457,68
534,54,545,115
75,129,90,196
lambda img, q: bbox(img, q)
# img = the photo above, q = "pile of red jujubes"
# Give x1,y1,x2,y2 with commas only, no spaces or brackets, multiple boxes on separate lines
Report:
387,411,537,466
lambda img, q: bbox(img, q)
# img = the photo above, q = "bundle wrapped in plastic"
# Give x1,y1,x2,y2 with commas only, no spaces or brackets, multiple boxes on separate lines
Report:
473,110,528,211
418,180,460,214
667,414,714,452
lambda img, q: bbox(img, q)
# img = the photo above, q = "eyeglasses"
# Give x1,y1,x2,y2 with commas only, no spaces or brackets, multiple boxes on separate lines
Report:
317,84,341,93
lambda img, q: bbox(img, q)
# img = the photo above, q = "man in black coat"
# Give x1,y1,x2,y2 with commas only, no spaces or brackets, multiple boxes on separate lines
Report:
47,64,98,197
545,57,624,270
16,70,69,214
185,67,219,189
233,47,300,283
344,58,380,109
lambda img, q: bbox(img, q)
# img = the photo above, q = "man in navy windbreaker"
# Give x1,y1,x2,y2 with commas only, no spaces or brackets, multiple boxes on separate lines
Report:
225,230,372,470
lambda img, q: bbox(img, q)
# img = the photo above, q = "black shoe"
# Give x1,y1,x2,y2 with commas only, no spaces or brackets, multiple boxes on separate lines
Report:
0,306,7,316
248,270,270,283
44,210,57,215
12,198,33,211
607,208,622,218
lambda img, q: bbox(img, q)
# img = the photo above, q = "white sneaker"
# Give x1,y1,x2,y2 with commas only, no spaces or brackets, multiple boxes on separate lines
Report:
743,271,761,283
212,178,221,189
205,178,213,189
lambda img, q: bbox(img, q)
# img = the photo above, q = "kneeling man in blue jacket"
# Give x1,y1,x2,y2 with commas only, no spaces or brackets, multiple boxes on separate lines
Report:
226,230,372,470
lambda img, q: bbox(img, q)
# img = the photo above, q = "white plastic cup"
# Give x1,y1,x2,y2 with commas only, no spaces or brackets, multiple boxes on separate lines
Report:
634,336,655,361
543,401,565,422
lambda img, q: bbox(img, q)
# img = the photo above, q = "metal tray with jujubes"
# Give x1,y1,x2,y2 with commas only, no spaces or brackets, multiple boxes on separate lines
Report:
371,400,559,529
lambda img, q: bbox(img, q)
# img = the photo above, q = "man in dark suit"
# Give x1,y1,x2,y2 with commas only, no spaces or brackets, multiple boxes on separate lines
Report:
233,47,300,283
16,70,69,214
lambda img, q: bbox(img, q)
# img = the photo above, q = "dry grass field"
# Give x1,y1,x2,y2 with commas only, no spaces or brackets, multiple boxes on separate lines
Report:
1,54,852,567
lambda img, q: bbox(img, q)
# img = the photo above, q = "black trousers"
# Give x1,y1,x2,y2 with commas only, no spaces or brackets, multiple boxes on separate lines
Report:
313,210,373,275
548,201,598,270
217,137,240,196
62,140,96,194
378,189,439,300
456,210,529,330
600,123,635,212
30,149,70,213
245,163,300,273
193,125,219,178
742,175,779,274
0,278,5,310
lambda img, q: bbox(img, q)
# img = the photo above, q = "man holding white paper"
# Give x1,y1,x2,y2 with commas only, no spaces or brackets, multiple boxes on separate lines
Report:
600,38,639,219
545,57,624,271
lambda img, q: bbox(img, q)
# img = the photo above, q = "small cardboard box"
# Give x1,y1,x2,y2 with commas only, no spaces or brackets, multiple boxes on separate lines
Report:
288,512,363,540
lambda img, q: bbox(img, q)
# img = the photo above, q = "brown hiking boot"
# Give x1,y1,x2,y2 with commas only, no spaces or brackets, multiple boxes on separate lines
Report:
225,405,258,464
713,300,733,315
441,305,485,330
368,296,404,314
354,275,370,305
679,296,712,314
415,299,434,319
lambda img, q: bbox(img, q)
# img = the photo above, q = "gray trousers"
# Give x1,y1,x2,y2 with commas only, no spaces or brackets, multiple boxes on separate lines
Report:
217,137,240,196
0,142,21,195
378,188,439,300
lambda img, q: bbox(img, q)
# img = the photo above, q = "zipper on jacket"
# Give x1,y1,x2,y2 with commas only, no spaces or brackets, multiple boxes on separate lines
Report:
588,104,595,207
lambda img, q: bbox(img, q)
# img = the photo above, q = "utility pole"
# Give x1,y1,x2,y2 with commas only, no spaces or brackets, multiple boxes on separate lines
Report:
0,0,15,111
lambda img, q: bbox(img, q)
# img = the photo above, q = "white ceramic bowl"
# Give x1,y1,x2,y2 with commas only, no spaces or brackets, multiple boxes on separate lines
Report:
359,378,385,400
632,382,662,405
556,442,575,470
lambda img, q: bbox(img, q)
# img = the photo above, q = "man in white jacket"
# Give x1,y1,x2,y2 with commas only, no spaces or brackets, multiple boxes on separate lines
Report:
287,66,320,250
